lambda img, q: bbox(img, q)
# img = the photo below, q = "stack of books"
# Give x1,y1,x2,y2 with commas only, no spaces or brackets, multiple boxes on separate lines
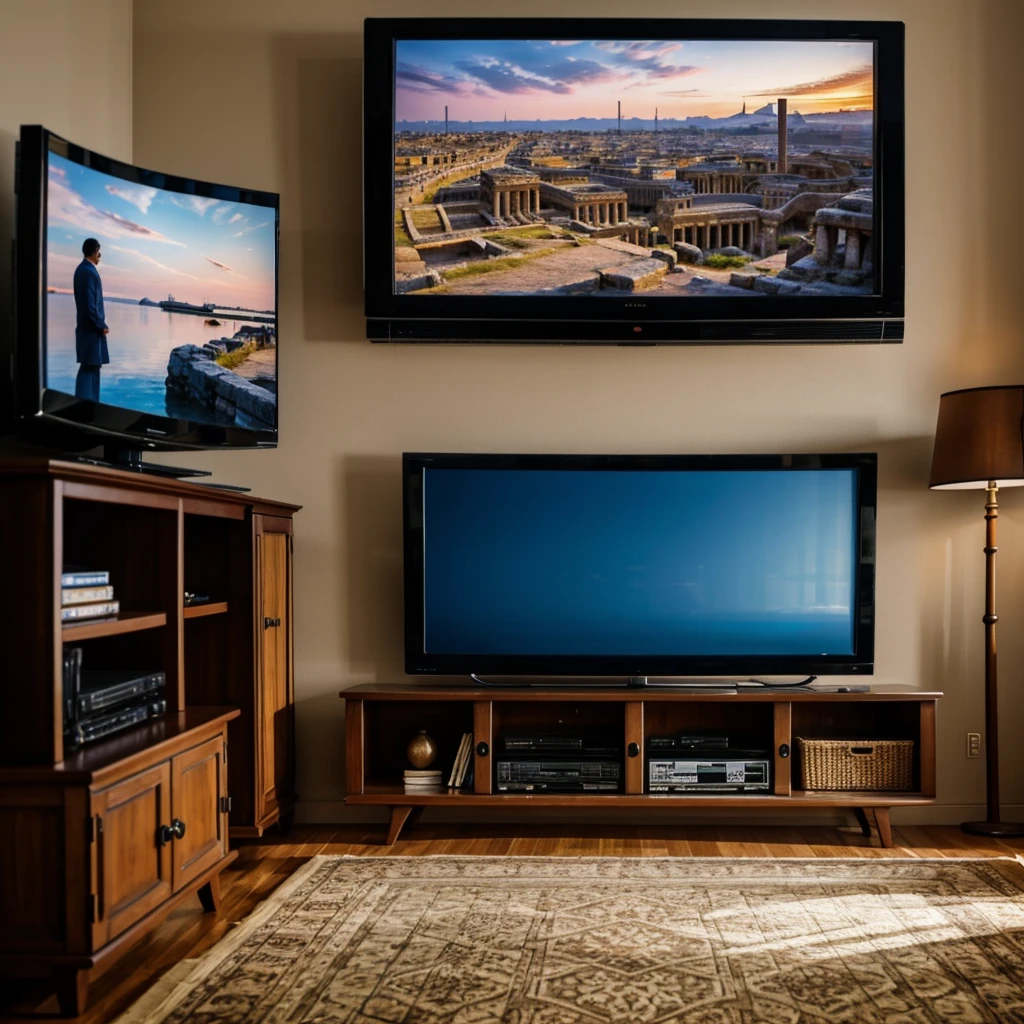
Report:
403,769,444,793
447,732,475,790
61,568,119,623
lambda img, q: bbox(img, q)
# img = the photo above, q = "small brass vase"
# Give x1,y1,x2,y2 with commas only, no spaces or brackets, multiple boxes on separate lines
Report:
406,730,438,769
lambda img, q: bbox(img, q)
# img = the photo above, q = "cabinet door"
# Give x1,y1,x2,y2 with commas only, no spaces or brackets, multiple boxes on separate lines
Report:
170,735,227,893
91,762,172,948
256,518,294,824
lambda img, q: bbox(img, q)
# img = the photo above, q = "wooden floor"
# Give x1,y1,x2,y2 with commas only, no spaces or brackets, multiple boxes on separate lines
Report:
2,822,1022,1022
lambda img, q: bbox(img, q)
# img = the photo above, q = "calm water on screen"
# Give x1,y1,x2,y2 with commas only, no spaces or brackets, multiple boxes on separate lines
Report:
45,292,275,417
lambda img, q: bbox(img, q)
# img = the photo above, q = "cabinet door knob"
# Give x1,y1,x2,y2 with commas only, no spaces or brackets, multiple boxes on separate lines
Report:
475,741,489,757
627,742,641,758
157,823,173,847
778,744,790,759
170,818,186,839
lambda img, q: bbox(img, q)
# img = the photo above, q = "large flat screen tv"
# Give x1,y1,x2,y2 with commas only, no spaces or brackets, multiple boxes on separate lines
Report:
365,17,904,344
10,125,279,457
404,453,876,680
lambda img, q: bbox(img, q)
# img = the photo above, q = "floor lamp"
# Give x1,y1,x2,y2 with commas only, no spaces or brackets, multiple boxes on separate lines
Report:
929,384,1024,838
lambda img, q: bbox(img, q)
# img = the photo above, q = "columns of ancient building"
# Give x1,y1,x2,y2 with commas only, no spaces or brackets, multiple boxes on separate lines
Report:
493,192,500,219
845,230,861,268
815,224,832,262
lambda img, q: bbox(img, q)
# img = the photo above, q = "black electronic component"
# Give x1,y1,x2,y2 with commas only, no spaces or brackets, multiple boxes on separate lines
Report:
496,759,622,792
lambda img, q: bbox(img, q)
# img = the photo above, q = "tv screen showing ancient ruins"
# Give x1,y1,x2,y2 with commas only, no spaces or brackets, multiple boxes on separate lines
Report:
44,150,277,430
393,38,876,299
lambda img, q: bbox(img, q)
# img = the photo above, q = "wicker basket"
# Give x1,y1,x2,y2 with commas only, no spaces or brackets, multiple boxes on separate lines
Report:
796,737,914,791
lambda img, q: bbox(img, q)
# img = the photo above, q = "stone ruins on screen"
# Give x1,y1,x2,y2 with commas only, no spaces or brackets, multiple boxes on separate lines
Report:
166,325,276,427
393,98,876,295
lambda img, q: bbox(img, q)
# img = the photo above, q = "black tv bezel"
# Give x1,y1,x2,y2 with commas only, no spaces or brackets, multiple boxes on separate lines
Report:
403,452,877,678
12,125,281,452
365,17,905,344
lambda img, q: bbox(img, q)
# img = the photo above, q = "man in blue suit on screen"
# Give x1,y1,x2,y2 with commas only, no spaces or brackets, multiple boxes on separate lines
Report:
73,237,109,402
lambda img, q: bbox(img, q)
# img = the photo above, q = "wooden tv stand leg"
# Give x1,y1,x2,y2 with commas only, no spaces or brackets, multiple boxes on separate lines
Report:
198,871,222,913
385,806,415,846
853,806,872,837
873,807,893,848
54,967,89,1018
856,806,893,848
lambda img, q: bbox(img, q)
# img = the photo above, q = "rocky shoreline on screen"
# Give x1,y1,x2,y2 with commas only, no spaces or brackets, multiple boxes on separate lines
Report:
166,328,276,427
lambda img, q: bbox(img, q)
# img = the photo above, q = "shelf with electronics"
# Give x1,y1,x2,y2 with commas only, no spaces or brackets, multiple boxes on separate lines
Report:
341,682,939,847
0,457,299,1016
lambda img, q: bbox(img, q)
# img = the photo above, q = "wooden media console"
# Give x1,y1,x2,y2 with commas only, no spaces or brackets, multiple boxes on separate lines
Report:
342,683,939,847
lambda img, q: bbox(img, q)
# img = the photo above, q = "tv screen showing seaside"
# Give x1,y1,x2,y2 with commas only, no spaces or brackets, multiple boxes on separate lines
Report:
393,38,876,299
45,151,277,430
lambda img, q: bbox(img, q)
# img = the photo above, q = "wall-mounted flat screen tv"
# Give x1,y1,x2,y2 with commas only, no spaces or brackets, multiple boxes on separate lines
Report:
364,18,904,344
404,453,877,680
10,125,279,456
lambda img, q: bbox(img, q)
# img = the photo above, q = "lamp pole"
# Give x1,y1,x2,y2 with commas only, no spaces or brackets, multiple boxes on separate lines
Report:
929,384,1024,838
963,481,1023,837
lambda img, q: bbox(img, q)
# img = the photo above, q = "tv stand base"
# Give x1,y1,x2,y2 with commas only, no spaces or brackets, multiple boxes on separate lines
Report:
72,445,212,479
342,683,939,852
381,801,897,847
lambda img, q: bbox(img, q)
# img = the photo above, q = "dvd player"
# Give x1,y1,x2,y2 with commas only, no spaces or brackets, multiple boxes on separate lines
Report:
647,734,730,752
66,698,167,749
502,734,621,757
496,759,622,792
648,750,771,793
77,669,166,717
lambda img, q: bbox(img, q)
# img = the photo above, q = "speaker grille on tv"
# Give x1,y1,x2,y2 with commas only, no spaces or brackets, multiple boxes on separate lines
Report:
371,319,904,345
697,320,900,343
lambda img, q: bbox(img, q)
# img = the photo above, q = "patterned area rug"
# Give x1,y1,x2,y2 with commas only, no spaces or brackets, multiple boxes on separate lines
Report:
118,856,1024,1024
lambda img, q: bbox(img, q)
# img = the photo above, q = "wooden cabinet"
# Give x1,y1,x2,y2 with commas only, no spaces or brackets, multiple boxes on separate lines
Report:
0,458,299,1015
170,735,228,892
183,507,298,838
91,762,173,947
343,683,941,848
0,711,237,1015
254,518,295,832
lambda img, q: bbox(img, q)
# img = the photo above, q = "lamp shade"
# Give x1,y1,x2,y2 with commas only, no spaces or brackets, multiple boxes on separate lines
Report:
929,385,1024,489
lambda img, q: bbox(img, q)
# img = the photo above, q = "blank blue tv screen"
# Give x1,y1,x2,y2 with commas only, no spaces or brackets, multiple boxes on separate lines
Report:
422,468,858,656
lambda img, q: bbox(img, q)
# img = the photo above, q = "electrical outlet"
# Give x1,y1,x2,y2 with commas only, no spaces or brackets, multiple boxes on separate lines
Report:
967,732,982,758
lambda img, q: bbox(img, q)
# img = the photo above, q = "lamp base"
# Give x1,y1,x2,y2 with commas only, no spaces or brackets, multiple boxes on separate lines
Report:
961,821,1024,839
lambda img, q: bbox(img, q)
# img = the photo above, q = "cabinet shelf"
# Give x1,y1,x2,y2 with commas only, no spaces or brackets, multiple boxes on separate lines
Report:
350,782,931,808
62,610,167,642
183,601,229,619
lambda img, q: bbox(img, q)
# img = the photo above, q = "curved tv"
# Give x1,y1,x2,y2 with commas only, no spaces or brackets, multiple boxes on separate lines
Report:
404,453,877,679
13,125,280,452
365,17,905,344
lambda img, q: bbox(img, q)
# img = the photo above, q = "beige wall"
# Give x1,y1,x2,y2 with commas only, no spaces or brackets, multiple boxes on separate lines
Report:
132,0,1024,824
0,0,133,375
